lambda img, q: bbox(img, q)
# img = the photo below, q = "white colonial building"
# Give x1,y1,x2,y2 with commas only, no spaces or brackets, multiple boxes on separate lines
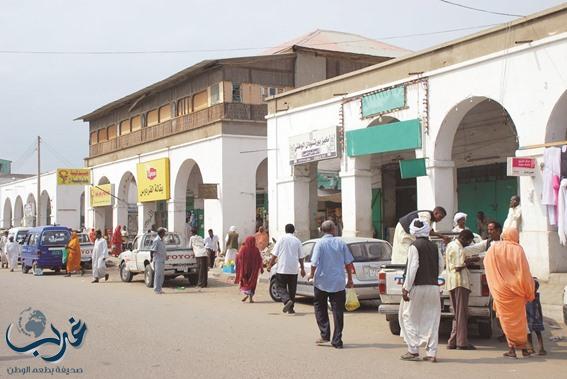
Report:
267,5,567,279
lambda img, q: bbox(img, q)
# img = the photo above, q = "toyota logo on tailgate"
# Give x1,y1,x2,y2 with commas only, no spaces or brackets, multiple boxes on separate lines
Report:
147,168,157,180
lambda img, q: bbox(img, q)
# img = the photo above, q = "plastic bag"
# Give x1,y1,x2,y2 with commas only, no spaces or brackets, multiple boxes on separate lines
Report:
62,248,69,265
345,288,360,312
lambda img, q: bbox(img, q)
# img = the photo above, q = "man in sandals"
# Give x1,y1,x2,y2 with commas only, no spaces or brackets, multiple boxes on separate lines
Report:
399,219,444,362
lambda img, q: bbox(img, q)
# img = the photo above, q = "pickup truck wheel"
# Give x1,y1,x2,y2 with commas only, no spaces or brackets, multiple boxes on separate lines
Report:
144,264,154,288
120,262,133,282
478,322,492,339
269,278,281,302
22,262,30,274
389,318,401,335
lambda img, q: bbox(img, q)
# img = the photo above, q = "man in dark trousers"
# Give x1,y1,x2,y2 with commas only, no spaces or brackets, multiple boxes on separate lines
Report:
267,224,305,314
308,220,354,349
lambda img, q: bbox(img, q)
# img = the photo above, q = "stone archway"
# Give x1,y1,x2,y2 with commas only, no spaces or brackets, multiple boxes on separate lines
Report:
545,89,567,143
116,171,138,237
172,159,203,238
2,198,12,228
434,96,519,229
39,190,52,226
13,196,23,227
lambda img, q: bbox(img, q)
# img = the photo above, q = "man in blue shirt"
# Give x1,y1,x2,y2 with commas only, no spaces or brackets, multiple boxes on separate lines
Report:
308,220,354,349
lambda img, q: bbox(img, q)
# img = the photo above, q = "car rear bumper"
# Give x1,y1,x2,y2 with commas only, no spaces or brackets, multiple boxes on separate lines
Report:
354,284,380,300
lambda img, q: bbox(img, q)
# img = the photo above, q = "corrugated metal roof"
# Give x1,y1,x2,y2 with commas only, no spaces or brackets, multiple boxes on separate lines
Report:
263,29,411,58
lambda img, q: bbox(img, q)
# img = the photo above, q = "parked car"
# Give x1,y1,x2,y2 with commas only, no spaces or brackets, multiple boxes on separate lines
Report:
118,232,197,287
78,233,93,269
8,227,30,263
268,237,392,302
377,237,493,337
21,226,70,274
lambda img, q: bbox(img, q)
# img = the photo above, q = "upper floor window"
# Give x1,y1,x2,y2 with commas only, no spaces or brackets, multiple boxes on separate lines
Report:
97,128,108,142
131,115,142,132
193,90,208,112
90,131,97,145
232,83,241,103
107,124,117,139
210,83,220,105
120,119,131,135
159,104,172,122
177,97,191,116
146,109,159,127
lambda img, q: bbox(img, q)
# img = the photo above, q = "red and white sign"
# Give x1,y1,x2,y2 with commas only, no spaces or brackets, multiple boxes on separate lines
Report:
147,167,157,180
507,157,536,176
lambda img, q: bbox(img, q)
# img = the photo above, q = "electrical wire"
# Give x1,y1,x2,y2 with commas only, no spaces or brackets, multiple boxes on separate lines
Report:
0,23,502,56
10,140,37,171
438,0,524,18
41,138,77,168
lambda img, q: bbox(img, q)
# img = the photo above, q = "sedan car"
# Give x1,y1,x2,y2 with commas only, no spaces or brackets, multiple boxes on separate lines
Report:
268,237,391,302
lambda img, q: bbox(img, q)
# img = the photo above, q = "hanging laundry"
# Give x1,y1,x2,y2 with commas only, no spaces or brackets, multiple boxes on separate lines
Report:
558,179,567,246
542,147,561,225
561,146,567,179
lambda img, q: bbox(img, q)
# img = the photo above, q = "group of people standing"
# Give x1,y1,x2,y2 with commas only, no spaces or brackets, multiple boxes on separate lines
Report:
396,199,545,362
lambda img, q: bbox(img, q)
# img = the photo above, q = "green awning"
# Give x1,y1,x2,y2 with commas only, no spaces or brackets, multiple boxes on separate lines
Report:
399,158,427,179
361,86,405,118
346,118,421,157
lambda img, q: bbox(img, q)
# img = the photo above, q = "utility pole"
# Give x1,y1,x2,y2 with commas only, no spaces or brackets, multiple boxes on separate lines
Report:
37,136,41,227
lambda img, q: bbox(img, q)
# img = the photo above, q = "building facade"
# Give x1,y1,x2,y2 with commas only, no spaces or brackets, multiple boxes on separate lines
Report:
78,31,409,240
267,5,567,279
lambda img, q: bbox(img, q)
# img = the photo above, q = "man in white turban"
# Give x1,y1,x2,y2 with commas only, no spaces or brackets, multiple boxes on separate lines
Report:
452,212,468,233
399,219,444,362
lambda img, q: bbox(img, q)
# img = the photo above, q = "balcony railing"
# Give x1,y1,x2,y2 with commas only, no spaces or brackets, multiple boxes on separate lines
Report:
89,102,267,157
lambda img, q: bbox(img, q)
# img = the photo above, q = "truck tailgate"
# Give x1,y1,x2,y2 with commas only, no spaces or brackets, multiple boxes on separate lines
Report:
165,249,196,268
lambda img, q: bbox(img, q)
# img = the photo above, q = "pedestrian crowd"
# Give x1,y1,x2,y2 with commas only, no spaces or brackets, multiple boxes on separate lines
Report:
0,194,549,361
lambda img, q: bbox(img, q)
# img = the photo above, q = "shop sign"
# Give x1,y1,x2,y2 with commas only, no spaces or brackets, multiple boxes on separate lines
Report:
137,158,170,202
57,168,91,186
90,184,113,207
399,158,427,179
198,184,218,199
289,127,338,165
506,157,536,176
361,86,406,118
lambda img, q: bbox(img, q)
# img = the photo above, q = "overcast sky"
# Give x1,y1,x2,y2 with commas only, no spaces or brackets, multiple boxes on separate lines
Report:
0,0,564,173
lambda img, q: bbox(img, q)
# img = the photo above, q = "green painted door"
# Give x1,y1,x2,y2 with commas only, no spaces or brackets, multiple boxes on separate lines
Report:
458,178,518,230
371,189,382,239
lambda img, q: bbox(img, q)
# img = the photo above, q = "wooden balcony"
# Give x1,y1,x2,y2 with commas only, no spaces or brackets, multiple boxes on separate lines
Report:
89,102,267,157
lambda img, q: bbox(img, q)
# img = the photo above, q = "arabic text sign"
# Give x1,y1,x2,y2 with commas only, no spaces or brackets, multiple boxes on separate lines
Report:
289,127,338,165
507,157,536,176
198,184,218,199
56,169,91,186
5,308,87,363
137,158,170,202
90,184,113,207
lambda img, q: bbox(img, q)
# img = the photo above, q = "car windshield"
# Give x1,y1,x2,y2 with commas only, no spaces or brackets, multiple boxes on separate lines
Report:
78,234,91,243
348,242,391,262
41,230,70,246
143,233,182,249
16,231,28,243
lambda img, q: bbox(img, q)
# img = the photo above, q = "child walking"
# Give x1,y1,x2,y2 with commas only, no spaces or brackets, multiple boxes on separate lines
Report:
526,278,546,355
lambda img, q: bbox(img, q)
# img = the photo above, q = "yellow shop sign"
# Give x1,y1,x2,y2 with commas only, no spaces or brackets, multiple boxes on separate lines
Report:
137,158,170,202
57,168,91,186
90,184,113,207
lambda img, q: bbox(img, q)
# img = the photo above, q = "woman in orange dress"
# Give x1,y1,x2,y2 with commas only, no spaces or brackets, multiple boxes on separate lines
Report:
484,228,535,358
65,232,83,276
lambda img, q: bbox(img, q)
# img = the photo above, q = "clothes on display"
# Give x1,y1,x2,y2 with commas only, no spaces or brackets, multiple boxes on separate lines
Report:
557,178,567,246
542,147,561,225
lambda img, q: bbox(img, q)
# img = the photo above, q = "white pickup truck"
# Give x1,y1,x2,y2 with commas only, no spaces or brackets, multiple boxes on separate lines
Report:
378,238,495,338
118,232,197,287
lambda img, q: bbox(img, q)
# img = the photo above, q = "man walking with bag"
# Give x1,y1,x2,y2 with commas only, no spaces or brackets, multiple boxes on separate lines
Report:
267,224,305,314
308,220,354,349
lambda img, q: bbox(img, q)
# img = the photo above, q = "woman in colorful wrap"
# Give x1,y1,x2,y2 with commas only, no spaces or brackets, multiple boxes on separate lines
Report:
65,232,84,277
484,228,535,358
111,225,123,257
235,236,263,303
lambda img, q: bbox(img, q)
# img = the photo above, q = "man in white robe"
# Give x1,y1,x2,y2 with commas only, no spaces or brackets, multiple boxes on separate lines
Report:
503,196,521,230
399,219,444,362
92,230,109,283
5,236,20,272
391,207,449,264
0,231,8,268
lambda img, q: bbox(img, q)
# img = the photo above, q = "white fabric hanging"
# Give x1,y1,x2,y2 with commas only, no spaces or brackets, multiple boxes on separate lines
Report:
542,147,561,225
558,179,567,246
